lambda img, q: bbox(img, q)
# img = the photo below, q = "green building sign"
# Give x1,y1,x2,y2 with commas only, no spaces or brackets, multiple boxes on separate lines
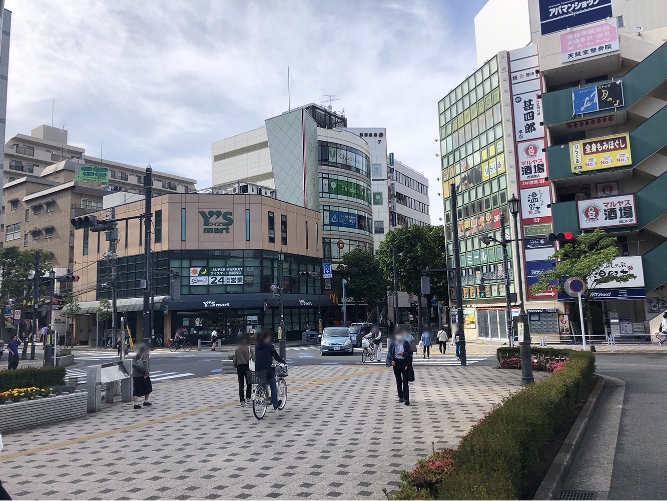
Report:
75,165,109,183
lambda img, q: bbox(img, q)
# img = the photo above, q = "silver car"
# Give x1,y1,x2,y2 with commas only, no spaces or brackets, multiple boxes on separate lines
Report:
320,327,353,355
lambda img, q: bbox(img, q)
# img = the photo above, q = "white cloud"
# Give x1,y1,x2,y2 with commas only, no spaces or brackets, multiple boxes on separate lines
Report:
4,0,484,222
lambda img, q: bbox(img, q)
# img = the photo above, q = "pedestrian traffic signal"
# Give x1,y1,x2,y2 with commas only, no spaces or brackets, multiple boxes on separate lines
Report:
71,215,116,232
479,278,487,298
56,275,79,283
548,232,575,243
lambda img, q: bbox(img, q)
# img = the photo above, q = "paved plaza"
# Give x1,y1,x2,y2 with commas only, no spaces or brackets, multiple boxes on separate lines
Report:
0,363,540,499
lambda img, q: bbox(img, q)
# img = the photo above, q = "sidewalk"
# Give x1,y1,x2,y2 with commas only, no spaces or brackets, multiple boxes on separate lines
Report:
0,364,546,500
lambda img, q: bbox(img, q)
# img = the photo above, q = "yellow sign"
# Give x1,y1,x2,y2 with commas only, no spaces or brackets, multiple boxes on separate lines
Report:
496,153,506,176
482,161,490,181
570,133,632,173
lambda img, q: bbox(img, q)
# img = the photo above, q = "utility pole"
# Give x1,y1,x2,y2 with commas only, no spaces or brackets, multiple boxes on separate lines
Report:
278,250,286,360
342,279,348,326
450,184,466,366
109,207,120,360
143,166,153,348
392,246,398,329
499,213,513,347
29,250,40,360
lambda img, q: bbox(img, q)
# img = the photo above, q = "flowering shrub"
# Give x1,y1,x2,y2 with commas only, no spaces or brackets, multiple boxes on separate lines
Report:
549,361,567,372
498,353,567,372
0,387,49,404
403,449,454,490
498,357,521,369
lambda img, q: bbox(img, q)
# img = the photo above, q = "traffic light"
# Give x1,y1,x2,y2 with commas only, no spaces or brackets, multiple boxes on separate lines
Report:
71,215,116,232
56,275,79,283
548,232,576,244
479,278,487,298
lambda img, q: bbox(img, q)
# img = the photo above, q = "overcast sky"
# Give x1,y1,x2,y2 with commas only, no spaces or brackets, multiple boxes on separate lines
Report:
4,0,487,224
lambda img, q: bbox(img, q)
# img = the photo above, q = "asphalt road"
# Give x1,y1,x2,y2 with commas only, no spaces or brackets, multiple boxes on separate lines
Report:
65,344,496,384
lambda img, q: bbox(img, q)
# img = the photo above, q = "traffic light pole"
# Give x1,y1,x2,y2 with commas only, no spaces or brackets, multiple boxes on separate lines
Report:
31,250,40,360
450,184,466,366
143,167,153,349
110,207,120,360
499,213,513,347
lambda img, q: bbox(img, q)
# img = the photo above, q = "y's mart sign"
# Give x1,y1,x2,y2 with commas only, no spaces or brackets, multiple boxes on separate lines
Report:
199,210,233,234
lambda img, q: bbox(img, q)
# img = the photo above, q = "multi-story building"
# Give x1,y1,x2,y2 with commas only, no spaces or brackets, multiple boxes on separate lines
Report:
391,159,430,229
440,0,667,342
71,193,327,346
0,3,10,218
212,104,374,264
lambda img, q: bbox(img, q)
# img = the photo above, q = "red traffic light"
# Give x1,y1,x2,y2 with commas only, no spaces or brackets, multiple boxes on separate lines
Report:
73,276,80,282
564,232,573,240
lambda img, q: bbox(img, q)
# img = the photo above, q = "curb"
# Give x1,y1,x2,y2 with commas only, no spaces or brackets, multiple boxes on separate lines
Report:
534,375,605,500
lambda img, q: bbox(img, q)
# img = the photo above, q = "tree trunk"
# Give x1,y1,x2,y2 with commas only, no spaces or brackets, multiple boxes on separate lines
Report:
417,293,423,335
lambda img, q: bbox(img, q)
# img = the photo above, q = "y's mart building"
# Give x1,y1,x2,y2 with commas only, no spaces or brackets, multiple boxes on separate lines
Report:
72,194,328,346
440,0,667,342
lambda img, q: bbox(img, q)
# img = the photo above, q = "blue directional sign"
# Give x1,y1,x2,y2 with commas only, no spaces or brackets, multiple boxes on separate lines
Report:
572,86,598,115
323,263,333,279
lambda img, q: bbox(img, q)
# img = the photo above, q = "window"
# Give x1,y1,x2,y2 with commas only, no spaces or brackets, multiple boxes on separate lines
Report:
119,171,128,181
162,180,177,191
181,208,186,241
316,223,319,251
139,219,143,247
25,209,29,222
46,201,55,213
136,175,143,184
305,220,309,250
5,223,20,241
9,200,17,211
96,230,100,252
44,226,54,239
268,211,275,243
245,209,250,241
23,233,27,247
109,169,117,179
83,228,89,256
32,205,42,215
125,220,128,249
154,210,162,243
281,215,287,245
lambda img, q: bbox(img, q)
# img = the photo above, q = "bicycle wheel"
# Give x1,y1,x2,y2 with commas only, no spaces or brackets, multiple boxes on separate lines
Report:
253,385,267,419
361,349,367,363
184,341,192,352
169,342,177,352
277,378,287,410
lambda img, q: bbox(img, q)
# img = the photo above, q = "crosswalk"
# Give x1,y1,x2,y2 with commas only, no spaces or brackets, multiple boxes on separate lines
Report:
287,345,320,351
362,356,490,366
65,368,195,385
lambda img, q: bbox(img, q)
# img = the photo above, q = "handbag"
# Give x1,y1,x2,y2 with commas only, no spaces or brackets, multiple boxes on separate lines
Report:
132,357,146,375
407,365,415,382
417,340,424,350
248,346,256,371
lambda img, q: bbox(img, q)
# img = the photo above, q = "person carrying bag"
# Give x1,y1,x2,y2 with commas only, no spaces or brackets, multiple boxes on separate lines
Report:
386,325,414,406
233,334,255,406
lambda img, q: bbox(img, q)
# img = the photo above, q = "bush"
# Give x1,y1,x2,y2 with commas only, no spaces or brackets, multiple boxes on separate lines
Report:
59,349,72,356
0,366,66,392
496,346,572,361
390,349,595,499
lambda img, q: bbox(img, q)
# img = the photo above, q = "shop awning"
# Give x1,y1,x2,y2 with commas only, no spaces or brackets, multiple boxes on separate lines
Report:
77,296,167,314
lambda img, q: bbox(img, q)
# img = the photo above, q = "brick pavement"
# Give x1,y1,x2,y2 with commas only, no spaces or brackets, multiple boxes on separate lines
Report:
0,364,544,499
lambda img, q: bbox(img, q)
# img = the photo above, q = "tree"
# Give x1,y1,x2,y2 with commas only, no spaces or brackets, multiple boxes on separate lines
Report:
96,298,112,348
376,225,449,331
531,229,635,338
337,248,387,322
62,292,81,347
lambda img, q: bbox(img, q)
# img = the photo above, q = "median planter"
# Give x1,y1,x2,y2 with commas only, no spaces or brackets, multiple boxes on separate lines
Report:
0,390,87,434
220,359,236,374
56,354,75,367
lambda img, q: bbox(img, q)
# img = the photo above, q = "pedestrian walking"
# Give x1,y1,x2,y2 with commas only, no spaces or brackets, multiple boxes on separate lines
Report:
421,329,432,359
454,331,460,359
386,325,414,406
131,343,152,409
437,327,448,354
7,335,20,370
211,328,219,351
233,334,255,406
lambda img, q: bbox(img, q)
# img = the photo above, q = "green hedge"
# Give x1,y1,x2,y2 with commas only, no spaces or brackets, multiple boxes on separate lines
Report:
0,366,66,392
391,349,595,499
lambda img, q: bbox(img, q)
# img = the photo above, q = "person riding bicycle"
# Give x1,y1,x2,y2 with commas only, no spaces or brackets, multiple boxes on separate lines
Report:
371,325,382,359
173,328,186,349
255,328,285,410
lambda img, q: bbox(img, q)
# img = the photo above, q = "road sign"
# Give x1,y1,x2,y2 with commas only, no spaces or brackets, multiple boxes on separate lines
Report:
270,283,278,292
323,263,333,279
564,277,586,297
13,310,21,320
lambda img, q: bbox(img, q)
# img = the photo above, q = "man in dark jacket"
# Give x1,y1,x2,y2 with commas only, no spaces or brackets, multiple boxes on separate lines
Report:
255,328,286,410
386,325,413,405
7,335,20,370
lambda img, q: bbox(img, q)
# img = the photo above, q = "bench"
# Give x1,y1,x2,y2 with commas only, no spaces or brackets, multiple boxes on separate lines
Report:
86,360,132,413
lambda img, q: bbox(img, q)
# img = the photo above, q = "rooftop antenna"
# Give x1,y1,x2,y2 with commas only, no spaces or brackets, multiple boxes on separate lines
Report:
60,119,67,130
322,94,340,112
288,66,291,111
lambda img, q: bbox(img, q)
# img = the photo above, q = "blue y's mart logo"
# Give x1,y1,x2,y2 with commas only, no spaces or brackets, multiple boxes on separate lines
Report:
199,210,233,234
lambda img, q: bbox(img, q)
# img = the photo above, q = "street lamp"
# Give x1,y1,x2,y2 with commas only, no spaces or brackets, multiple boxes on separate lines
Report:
342,279,348,326
48,269,56,367
508,195,533,385
278,250,286,360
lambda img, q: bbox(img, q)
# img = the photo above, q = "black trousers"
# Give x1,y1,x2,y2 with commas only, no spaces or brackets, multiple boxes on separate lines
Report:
392,361,410,402
438,340,446,353
8,353,18,370
236,364,251,402
423,345,430,358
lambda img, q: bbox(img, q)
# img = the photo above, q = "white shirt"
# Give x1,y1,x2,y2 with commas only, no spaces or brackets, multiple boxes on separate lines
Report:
661,319,667,333
211,330,218,339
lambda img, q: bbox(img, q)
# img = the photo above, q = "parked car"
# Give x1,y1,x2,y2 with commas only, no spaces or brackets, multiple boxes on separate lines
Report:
0,339,4,358
320,327,353,355
349,323,372,347
302,330,319,343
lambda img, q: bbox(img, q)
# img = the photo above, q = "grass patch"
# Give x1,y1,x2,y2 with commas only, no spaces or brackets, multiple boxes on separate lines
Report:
389,349,595,499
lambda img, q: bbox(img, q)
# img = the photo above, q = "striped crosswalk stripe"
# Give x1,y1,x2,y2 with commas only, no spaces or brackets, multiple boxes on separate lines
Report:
65,368,195,385
361,356,490,366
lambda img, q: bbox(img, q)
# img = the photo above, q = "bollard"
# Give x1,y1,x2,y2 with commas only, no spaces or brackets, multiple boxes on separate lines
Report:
30,342,35,360
198,339,202,351
121,360,132,402
86,365,102,413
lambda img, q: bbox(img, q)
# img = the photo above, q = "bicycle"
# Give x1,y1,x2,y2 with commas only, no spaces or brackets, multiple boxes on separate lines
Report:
169,338,192,352
249,363,288,420
361,336,376,363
